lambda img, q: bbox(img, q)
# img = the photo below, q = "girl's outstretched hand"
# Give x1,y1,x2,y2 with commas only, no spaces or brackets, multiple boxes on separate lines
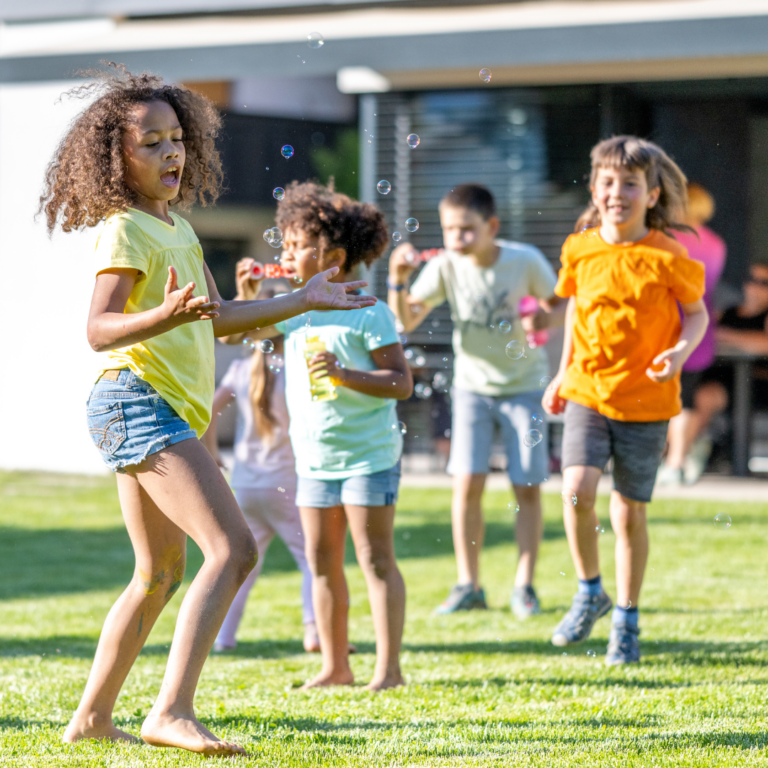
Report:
163,266,220,324
646,343,685,384
303,267,377,311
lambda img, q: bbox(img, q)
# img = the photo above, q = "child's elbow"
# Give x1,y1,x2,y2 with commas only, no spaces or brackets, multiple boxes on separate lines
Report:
394,373,414,400
87,323,105,352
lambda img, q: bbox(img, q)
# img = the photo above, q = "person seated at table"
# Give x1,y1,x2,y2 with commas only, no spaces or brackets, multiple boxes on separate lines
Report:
663,262,768,480
657,184,726,485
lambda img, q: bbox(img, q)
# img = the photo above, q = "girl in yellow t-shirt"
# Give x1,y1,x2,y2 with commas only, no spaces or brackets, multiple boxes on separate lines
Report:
39,67,375,757
543,136,707,666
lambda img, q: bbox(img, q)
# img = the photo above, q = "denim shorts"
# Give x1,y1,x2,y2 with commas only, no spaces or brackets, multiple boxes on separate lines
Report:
86,368,197,473
295,462,401,508
561,401,669,503
447,387,549,486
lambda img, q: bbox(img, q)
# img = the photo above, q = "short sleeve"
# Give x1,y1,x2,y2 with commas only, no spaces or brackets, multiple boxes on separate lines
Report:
668,255,705,305
94,216,151,277
554,238,577,298
363,304,400,351
409,257,447,308
525,246,558,298
275,320,287,334
219,358,243,391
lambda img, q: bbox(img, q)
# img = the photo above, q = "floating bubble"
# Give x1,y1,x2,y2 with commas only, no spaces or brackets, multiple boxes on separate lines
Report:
377,179,392,195
392,231,402,242
414,382,433,400
307,31,324,48
406,133,420,149
479,68,492,83
561,490,578,507
506,340,526,360
531,413,543,426
278,487,285,493
263,226,283,247
499,320,512,333
540,376,554,390
508,502,519,514
586,649,597,658
714,513,732,530
560,572,565,576
294,276,302,283
242,337,254,347
433,372,449,392
273,187,285,200
393,421,407,435
399,335,408,345
523,429,543,448
415,355,426,367
260,339,275,354
405,218,419,232
281,145,294,159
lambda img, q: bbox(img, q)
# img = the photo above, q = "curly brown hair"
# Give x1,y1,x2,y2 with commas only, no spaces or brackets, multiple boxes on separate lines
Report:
39,64,223,233
275,180,389,271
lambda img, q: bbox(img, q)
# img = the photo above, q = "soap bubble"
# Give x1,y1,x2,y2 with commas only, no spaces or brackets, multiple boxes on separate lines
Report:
523,429,542,448
540,376,554,390
406,133,420,148
307,31,324,48
415,355,426,367
561,490,578,507
531,413,543,426
278,487,285,493
393,421,407,435
405,218,419,232
260,339,275,354
263,226,283,247
414,382,433,400
377,180,392,195
433,372,449,392
714,513,732,530
499,320,512,333
281,145,294,159
508,502,519,514
586,649,597,658
505,340,526,360
242,337,254,348
392,231,402,243
273,187,285,200
479,68,492,83
399,335,407,345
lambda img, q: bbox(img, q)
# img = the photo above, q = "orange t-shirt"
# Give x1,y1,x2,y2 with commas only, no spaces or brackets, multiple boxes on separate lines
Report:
555,228,705,422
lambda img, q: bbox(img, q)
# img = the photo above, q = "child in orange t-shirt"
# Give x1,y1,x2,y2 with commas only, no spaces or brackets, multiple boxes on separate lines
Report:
543,136,707,665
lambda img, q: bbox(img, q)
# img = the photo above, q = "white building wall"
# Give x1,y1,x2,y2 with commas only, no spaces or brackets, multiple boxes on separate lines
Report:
0,82,106,474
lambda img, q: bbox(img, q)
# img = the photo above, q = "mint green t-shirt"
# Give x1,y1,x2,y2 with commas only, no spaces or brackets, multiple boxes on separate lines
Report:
276,302,403,479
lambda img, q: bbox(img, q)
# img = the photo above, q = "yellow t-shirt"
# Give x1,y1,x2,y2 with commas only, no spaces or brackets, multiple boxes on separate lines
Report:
94,208,215,437
555,228,705,422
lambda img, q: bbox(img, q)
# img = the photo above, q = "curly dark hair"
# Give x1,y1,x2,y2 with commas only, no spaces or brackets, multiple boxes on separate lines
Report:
39,64,223,233
275,180,389,271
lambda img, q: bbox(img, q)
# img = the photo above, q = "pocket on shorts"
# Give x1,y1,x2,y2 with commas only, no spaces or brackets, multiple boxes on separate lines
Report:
86,401,127,456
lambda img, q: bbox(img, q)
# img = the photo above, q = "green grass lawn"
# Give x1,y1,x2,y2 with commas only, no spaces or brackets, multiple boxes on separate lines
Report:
1,470,767,766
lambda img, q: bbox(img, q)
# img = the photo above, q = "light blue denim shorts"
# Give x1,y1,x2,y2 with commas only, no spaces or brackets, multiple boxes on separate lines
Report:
296,461,401,508
86,368,197,473
447,387,549,485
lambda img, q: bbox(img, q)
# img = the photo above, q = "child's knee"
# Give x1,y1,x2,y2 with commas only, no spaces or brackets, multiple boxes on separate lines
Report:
358,543,395,580
230,533,258,583
613,496,646,532
136,543,186,601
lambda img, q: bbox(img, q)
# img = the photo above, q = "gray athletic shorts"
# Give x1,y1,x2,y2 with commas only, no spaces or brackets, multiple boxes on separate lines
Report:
447,387,549,486
561,401,668,503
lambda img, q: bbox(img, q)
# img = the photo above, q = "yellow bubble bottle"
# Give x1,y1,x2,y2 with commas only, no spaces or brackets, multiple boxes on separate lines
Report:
304,336,338,402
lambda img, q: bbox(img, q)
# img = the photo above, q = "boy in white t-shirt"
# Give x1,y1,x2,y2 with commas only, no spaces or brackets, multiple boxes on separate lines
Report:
389,184,566,617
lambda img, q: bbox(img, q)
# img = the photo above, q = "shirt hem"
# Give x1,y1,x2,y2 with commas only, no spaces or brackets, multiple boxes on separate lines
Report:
562,390,678,423
296,455,401,480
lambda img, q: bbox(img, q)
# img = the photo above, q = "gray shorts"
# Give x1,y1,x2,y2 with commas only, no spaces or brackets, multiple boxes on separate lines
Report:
561,401,668,503
447,388,549,486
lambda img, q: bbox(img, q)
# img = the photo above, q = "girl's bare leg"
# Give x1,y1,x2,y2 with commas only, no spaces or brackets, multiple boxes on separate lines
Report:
561,466,603,580
511,484,543,587
300,505,353,687
346,504,405,691
134,440,257,755
64,473,187,744
609,492,648,608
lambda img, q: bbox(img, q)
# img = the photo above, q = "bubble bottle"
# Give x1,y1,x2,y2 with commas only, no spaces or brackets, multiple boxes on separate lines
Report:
250,262,289,279
519,296,548,348
304,336,338,401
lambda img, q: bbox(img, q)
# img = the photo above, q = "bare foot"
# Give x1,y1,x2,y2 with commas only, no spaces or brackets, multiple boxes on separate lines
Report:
300,669,355,690
63,714,140,744
365,674,405,692
141,710,248,756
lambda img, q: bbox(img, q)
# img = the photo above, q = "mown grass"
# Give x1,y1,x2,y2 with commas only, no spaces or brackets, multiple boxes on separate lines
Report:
1,470,767,766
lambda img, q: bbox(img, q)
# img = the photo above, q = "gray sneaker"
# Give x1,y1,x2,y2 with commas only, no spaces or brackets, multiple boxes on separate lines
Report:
605,622,641,665
551,591,613,646
511,585,541,619
435,584,487,614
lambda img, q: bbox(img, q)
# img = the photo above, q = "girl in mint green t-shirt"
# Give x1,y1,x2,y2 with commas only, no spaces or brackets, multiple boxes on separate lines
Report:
38,69,375,757
246,181,413,690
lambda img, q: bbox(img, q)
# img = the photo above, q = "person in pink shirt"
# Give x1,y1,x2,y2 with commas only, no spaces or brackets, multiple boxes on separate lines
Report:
658,184,727,484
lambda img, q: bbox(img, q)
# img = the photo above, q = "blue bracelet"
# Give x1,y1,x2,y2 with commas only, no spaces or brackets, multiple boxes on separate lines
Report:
387,279,406,291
